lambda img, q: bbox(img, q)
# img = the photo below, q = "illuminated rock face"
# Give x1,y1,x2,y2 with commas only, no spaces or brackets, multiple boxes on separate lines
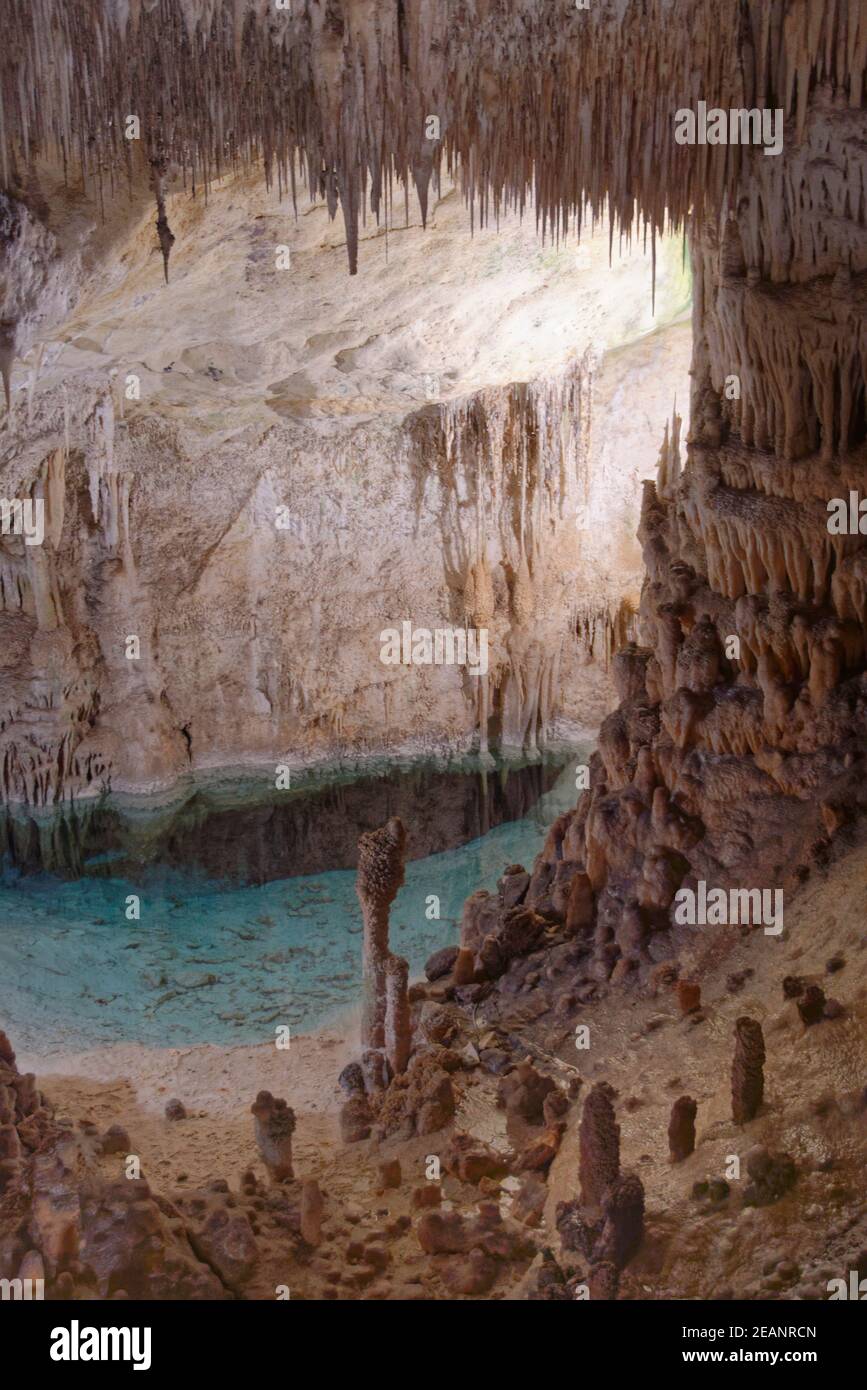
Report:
0,181,686,804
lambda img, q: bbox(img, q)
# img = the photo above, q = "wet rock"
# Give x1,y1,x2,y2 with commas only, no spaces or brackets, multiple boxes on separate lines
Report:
668,1096,697,1162
731,1017,765,1125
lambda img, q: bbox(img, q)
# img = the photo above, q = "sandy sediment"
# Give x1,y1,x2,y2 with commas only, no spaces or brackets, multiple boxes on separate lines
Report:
18,1013,360,1193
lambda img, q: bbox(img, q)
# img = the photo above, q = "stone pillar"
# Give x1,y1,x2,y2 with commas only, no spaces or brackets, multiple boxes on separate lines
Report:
384,953,411,1076
668,1095,697,1161
731,1017,765,1125
357,817,406,1051
599,1171,645,1268
251,1090,296,1182
578,1081,620,1210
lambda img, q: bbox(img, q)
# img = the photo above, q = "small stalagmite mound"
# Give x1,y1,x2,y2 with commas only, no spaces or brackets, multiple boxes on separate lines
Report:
250,1091,296,1182
668,1095,697,1162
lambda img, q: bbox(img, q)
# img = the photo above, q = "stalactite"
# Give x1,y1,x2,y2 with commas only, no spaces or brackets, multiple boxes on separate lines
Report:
3,1,862,277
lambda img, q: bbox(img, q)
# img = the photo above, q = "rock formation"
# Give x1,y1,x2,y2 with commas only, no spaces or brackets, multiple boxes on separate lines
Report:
251,1091,296,1182
578,1082,620,1211
598,1172,645,1270
668,1096,698,1163
731,1018,766,1126
357,816,406,1053
384,955,411,1078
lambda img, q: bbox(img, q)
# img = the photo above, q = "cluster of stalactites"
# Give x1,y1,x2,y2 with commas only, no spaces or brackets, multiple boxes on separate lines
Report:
2,0,865,275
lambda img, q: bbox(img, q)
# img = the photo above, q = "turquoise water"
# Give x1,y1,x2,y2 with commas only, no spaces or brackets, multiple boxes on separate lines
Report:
0,752,585,1051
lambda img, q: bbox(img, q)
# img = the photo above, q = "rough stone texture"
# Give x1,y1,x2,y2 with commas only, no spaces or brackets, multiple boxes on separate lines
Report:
372,1051,455,1141
250,1091,296,1182
668,1096,698,1163
497,1058,557,1125
358,817,406,1053
578,1082,620,1211
299,1179,323,1247
339,1095,373,1145
598,1172,645,1270
384,954,411,1078
588,1261,620,1301
731,1018,766,1126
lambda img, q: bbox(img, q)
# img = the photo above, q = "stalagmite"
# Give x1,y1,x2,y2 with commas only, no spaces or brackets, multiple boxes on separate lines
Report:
357,817,406,1052
599,1173,645,1269
384,954,411,1077
578,1082,620,1211
250,1090,296,1182
731,1018,766,1126
668,1096,697,1162
300,1179,324,1246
